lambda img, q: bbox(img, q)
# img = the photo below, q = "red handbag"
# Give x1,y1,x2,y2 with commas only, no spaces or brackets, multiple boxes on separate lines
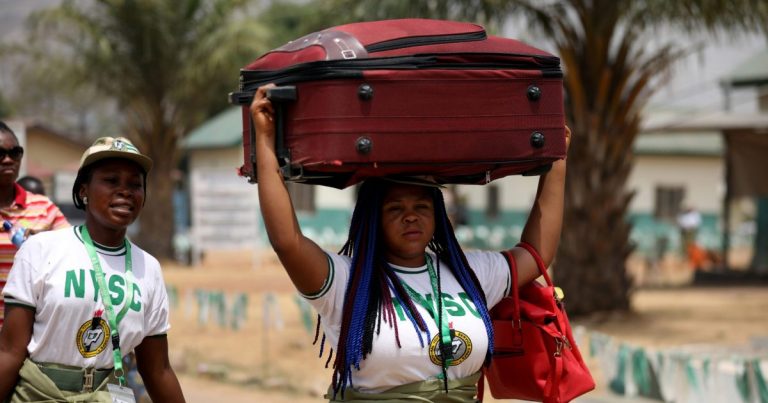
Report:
482,242,595,402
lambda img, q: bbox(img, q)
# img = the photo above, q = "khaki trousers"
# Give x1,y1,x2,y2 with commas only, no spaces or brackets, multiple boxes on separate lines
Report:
6,359,116,403
326,371,481,402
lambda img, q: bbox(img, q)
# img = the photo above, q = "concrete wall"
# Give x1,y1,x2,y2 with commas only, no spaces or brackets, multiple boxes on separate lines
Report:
630,154,723,213
185,147,731,257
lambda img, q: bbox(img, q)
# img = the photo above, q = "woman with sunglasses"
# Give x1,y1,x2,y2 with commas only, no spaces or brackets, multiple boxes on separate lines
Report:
0,121,70,330
0,136,185,402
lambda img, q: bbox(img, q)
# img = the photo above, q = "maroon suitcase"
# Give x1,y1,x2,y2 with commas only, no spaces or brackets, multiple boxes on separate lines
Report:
230,19,565,189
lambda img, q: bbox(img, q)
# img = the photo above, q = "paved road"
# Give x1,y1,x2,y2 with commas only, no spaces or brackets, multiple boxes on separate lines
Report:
179,374,317,403
577,392,660,403
179,373,661,403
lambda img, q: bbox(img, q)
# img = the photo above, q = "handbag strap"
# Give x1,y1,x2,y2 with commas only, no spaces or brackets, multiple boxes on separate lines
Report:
501,250,525,350
520,243,565,403
477,371,485,402
501,250,521,323
517,241,554,286
545,353,564,403
517,241,570,335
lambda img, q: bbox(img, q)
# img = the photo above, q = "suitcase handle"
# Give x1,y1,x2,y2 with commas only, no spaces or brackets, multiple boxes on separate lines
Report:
243,85,297,183
267,86,297,173
229,84,298,105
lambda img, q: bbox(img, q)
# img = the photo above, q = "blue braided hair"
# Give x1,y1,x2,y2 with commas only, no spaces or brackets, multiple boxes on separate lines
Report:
429,187,494,360
323,179,492,397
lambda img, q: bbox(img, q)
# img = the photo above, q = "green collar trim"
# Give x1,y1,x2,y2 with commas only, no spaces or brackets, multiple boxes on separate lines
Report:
388,262,429,274
73,226,127,256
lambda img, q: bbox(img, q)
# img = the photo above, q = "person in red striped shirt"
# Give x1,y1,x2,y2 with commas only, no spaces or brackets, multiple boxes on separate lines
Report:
0,121,70,328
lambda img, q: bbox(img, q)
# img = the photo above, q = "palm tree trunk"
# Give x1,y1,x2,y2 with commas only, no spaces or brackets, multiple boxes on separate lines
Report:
552,116,638,315
555,152,634,315
129,103,179,260
137,150,176,260
751,197,768,273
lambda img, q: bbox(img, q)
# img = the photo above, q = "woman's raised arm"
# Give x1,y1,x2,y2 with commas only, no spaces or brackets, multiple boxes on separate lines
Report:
511,126,570,285
251,84,330,294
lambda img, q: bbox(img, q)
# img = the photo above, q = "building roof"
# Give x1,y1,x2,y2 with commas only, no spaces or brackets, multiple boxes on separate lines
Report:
638,110,768,161
184,107,243,149
634,131,723,156
721,48,768,87
24,122,90,148
643,110,768,132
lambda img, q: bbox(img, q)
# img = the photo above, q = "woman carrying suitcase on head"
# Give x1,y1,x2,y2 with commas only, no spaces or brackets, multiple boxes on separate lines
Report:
252,83,569,402
0,137,185,402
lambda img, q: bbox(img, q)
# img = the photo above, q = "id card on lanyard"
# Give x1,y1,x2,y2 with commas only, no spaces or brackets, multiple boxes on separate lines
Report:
81,225,135,402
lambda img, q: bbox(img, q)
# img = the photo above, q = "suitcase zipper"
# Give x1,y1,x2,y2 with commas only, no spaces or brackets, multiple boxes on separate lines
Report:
241,55,561,86
366,31,487,53
235,55,561,103
240,56,434,87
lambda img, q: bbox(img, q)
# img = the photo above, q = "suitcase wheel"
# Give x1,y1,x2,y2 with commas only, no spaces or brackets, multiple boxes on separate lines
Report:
356,136,373,154
358,83,374,101
527,85,542,101
530,131,545,149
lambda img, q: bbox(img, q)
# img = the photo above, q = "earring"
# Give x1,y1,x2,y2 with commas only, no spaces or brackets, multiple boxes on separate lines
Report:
83,196,88,205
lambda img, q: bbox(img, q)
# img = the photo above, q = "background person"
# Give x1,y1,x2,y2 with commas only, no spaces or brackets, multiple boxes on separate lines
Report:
0,121,69,329
677,205,702,252
677,205,708,269
0,136,185,402
251,84,569,400
16,176,46,196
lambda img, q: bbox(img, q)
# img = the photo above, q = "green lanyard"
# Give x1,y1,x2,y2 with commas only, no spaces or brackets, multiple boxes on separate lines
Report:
400,254,454,369
81,225,133,386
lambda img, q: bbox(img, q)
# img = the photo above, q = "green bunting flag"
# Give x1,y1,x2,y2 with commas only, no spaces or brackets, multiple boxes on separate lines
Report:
589,330,767,403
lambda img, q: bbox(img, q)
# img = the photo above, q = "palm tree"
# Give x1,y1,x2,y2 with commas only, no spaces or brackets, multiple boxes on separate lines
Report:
20,0,269,259
0,92,11,119
491,0,765,314
280,0,767,315
753,198,768,273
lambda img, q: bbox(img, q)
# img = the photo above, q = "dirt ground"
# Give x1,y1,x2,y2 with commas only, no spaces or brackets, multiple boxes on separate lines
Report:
160,250,768,402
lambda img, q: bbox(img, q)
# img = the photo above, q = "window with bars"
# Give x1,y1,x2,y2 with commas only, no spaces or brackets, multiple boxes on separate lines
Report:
654,185,685,222
286,182,316,213
486,185,500,219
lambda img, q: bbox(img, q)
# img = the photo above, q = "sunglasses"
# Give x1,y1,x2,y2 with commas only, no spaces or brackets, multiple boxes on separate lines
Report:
0,146,23,161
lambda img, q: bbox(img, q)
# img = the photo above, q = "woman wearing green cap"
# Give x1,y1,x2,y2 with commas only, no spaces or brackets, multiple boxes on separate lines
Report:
0,137,185,402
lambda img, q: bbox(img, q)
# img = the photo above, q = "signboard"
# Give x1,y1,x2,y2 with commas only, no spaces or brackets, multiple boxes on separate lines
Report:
189,168,260,251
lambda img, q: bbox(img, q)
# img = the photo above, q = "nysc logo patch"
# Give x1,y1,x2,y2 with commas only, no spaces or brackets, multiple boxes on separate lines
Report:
111,139,126,150
76,318,110,358
428,329,472,366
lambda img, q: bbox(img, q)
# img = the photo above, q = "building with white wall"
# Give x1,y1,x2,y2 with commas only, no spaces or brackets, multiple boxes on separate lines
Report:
182,106,738,259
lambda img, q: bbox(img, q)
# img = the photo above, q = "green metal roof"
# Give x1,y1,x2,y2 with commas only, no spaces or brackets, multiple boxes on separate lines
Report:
184,107,243,149
722,48,768,87
634,132,722,156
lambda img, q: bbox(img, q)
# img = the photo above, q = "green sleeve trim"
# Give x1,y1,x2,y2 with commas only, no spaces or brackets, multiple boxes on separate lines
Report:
146,333,168,339
301,253,335,300
4,301,36,312
501,251,512,297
